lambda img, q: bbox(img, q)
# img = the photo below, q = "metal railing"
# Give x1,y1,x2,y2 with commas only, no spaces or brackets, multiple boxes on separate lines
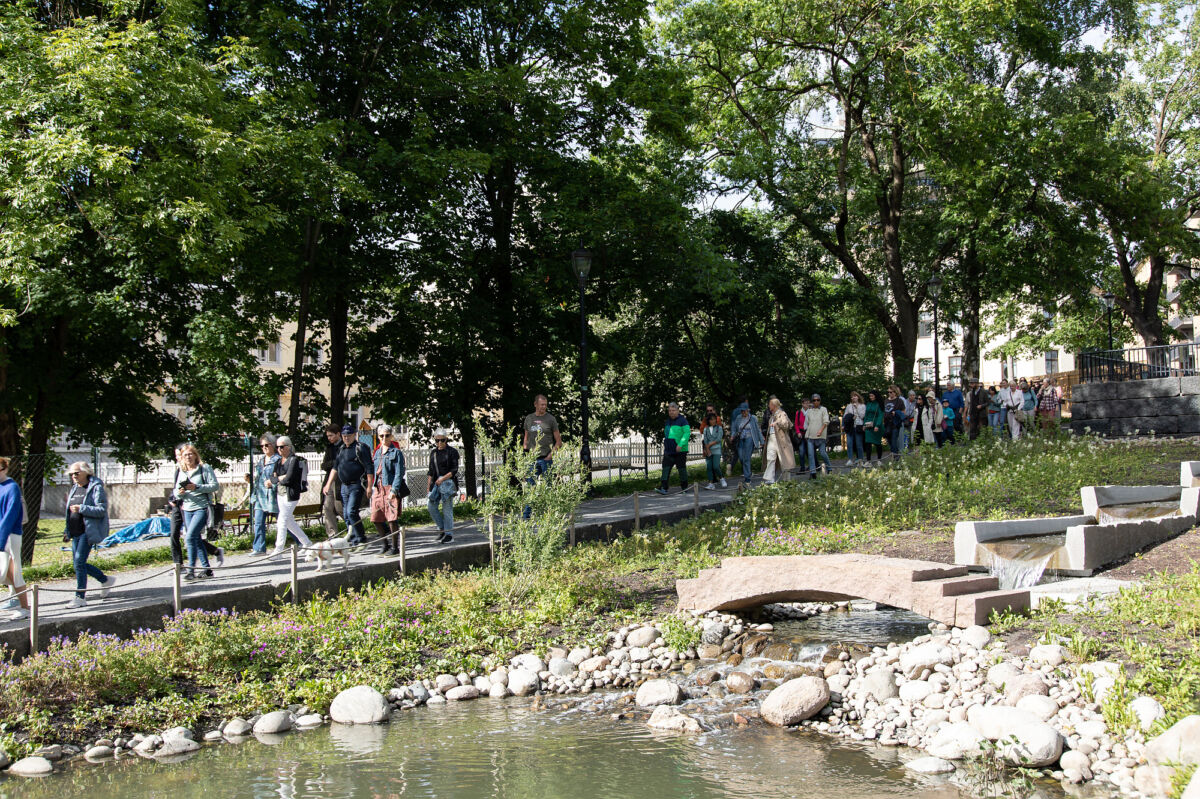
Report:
1078,343,1200,383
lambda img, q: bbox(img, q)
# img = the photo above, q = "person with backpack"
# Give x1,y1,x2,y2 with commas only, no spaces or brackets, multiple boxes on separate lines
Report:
729,401,763,484
166,443,224,569
940,399,957,445
245,434,280,554
656,402,691,495
64,461,116,607
176,445,219,579
427,428,460,542
325,424,374,545
269,436,314,557
371,424,406,556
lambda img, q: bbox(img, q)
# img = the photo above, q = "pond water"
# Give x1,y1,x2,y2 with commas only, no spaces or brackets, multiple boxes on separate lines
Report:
3,699,971,799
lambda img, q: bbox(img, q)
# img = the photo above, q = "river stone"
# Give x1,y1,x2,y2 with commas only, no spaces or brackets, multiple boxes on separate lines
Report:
445,685,480,701
627,626,662,648
697,644,722,660
1075,719,1107,740
726,671,755,695
578,656,610,674
155,735,202,759
223,718,252,737
926,722,985,760
1015,694,1059,721
1146,715,1200,767
1002,673,1049,706
7,756,54,776
636,679,684,707
254,710,296,735
35,744,62,761
862,671,898,702
960,625,991,650
549,657,577,678
741,635,769,657
763,664,786,680
707,684,727,700
410,682,431,704
967,706,1040,740
1131,696,1167,731
473,676,491,693
986,662,1022,689
1029,644,1067,667
163,727,194,742
701,621,728,645
507,668,540,697
905,756,956,774
134,735,162,754
647,705,702,734
899,680,934,704
761,643,794,661
488,669,509,687
435,674,459,693
203,730,223,741
568,647,591,665
726,653,743,667
1078,660,1122,681
489,682,509,698
899,642,955,679
512,654,546,673
1135,764,1175,798
1182,767,1200,799
330,686,389,725
295,714,324,728
760,676,829,727
84,746,113,760
1059,749,1093,779
823,661,843,679
1000,721,1063,767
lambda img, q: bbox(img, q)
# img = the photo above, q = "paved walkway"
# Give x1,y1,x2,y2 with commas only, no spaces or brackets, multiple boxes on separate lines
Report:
0,481,758,657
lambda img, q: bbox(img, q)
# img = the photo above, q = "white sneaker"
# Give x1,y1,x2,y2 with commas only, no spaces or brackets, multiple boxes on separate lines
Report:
7,608,28,621
704,483,715,491
66,597,87,609
216,547,225,566
270,547,287,558
0,597,15,611
845,460,855,467
97,575,117,599
720,478,728,488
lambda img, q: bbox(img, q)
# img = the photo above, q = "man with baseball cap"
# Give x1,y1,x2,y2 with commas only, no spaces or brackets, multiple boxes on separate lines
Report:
324,424,374,545
804,394,832,478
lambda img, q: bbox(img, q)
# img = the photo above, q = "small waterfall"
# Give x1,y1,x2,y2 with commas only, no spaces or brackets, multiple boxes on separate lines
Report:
794,644,827,665
981,535,1065,590
1096,501,1180,525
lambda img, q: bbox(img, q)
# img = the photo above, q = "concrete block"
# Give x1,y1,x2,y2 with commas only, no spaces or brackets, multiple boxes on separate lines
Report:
954,589,1030,627
1080,485,1182,519
1179,417,1200,435
954,517,1088,568
1180,375,1200,396
1071,401,1093,421
1072,418,1110,436
1122,377,1182,399
1182,462,1200,488
1065,516,1195,572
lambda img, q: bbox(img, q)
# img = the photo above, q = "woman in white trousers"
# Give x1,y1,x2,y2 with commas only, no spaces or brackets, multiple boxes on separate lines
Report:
271,437,313,556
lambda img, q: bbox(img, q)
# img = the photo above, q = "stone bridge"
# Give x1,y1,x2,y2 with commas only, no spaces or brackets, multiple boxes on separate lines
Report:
676,554,1028,628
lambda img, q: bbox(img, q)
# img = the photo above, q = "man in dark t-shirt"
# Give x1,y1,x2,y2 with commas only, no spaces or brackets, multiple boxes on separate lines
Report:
522,394,563,518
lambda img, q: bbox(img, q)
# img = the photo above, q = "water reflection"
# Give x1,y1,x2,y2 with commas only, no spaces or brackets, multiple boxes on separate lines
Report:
2,700,974,799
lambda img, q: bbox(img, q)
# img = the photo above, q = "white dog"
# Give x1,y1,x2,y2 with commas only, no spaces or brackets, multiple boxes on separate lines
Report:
304,537,351,571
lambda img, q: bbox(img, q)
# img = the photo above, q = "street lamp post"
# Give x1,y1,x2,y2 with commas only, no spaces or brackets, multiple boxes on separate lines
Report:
927,275,943,400
1102,292,1115,351
572,249,593,483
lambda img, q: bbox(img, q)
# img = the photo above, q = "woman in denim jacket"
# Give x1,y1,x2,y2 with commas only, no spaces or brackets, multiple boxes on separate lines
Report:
371,425,406,556
245,434,280,554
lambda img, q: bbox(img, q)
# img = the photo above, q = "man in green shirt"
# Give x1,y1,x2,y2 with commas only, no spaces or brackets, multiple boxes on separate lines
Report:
656,402,691,495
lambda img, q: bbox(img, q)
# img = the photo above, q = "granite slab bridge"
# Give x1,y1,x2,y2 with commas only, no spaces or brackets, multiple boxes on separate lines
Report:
676,554,1029,628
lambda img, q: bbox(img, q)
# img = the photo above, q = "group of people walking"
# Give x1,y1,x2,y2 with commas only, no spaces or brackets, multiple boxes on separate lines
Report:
655,375,1066,490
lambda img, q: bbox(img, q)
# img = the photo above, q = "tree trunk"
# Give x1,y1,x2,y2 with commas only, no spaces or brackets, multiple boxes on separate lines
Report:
21,315,67,564
287,218,321,437
329,290,348,428
0,338,21,456
962,243,982,380
459,421,477,499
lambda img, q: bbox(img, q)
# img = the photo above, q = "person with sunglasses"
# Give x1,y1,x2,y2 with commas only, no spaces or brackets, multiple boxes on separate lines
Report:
427,429,460,543
245,434,280,554
65,461,116,605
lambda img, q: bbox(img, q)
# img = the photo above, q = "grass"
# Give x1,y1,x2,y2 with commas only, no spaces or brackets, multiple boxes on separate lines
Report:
1,432,1197,754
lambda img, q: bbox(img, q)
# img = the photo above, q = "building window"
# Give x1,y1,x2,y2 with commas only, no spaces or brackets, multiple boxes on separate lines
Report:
918,360,935,383
918,312,934,338
254,342,281,365
304,348,324,367
950,321,963,338
1044,350,1059,374
948,356,963,382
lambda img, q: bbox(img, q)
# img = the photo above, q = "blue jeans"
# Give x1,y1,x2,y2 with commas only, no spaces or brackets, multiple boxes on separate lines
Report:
183,508,210,572
848,428,865,461
251,507,270,553
524,458,552,519
808,439,832,472
72,535,108,599
736,439,754,480
705,453,722,482
887,424,902,454
428,480,455,532
341,482,366,543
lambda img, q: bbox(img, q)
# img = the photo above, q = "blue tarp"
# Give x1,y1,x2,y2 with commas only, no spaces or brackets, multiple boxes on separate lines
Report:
97,515,170,549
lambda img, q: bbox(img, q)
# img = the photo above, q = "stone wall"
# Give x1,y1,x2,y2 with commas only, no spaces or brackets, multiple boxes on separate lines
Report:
1070,376,1200,436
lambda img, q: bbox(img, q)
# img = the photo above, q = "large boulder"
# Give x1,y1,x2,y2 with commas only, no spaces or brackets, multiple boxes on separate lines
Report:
760,676,830,727
445,685,480,701
967,705,1062,767
548,658,577,678
253,710,295,735
1001,673,1049,706
7,756,54,776
435,674,460,693
1014,694,1058,721
627,626,662,648
1131,696,1167,731
578,656,610,674
507,668,540,697
701,621,728,645
330,686,389,725
512,654,546,674
636,679,684,707
223,718,253,737
1182,766,1200,799
1146,715,1200,767
154,736,201,759
925,722,985,760
899,642,955,679
646,706,702,734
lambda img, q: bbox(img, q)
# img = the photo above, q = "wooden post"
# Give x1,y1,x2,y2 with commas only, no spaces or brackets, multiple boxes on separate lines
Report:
488,516,496,563
398,526,406,576
693,483,700,517
29,585,39,654
289,545,299,605
633,492,640,531
569,512,576,547
173,562,182,616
